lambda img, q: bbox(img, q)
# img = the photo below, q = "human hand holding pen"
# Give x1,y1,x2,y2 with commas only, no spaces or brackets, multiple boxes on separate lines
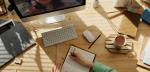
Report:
70,50,93,68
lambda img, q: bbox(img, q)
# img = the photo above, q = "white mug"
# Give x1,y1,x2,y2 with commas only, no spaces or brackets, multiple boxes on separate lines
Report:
114,35,127,49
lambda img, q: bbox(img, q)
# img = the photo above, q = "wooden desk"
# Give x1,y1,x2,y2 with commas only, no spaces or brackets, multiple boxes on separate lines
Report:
98,0,150,72
0,0,149,72
136,22,150,71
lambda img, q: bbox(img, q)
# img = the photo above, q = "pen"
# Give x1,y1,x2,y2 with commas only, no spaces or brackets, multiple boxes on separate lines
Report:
88,34,101,49
73,48,76,53
72,48,76,57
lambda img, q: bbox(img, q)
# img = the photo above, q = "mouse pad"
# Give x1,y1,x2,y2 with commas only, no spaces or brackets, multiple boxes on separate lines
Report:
0,19,35,68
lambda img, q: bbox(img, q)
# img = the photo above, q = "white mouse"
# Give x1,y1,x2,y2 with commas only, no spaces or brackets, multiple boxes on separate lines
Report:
83,30,95,43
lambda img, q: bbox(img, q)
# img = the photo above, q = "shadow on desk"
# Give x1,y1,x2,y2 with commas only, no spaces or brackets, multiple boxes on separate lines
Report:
123,11,141,27
95,4,138,38
34,13,102,62
92,5,138,72
1,13,138,72
36,22,137,72
91,34,138,72
18,13,102,72
135,22,150,71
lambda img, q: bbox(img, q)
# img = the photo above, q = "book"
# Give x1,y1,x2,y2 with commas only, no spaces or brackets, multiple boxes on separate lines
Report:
141,39,150,65
0,19,35,68
61,45,96,72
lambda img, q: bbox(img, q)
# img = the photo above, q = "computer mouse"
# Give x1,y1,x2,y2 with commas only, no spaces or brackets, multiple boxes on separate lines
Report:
83,30,95,43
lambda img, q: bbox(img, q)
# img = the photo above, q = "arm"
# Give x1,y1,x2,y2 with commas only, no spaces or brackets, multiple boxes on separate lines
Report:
70,52,93,68
70,52,117,72
92,61,117,72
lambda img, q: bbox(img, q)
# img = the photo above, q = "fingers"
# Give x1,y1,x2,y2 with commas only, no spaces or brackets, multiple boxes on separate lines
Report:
51,63,62,72
52,66,55,72
71,51,80,57
70,51,83,62
69,54,77,60
57,63,62,72
71,52,76,57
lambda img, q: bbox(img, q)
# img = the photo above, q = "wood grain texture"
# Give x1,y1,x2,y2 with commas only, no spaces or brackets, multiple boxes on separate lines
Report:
0,0,150,72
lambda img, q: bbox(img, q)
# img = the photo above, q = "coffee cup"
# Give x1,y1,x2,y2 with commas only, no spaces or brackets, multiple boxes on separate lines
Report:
114,35,126,49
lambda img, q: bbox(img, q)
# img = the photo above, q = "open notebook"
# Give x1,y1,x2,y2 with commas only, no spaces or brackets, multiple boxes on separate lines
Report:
61,45,96,72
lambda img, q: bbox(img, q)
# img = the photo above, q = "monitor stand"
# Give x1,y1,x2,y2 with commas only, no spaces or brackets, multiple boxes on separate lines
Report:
46,14,65,24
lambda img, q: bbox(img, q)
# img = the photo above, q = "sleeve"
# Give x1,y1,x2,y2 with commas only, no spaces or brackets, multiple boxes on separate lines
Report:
91,61,117,72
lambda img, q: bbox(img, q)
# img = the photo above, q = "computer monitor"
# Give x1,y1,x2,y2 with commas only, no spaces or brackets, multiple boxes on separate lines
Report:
8,0,86,22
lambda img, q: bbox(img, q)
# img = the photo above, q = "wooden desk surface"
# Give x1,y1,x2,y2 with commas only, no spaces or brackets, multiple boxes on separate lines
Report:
0,0,150,72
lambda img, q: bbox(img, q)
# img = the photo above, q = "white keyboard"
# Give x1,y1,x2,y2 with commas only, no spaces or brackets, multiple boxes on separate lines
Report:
42,24,78,47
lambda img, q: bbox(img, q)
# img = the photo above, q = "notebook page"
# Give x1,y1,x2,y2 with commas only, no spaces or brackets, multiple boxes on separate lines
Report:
142,39,150,65
61,46,95,72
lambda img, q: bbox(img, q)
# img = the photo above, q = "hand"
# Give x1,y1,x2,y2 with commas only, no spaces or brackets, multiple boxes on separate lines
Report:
70,52,93,68
51,63,62,72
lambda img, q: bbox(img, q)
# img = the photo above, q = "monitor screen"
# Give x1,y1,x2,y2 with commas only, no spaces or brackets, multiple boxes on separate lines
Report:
9,0,85,18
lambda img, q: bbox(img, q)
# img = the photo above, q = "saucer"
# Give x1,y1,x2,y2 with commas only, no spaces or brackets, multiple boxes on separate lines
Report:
105,34,133,54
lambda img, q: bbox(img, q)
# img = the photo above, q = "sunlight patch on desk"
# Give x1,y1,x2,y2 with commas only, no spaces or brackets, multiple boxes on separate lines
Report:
1,46,54,72
76,8,116,37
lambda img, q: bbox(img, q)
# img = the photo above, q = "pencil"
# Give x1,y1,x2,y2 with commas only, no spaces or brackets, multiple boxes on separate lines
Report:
88,34,101,49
